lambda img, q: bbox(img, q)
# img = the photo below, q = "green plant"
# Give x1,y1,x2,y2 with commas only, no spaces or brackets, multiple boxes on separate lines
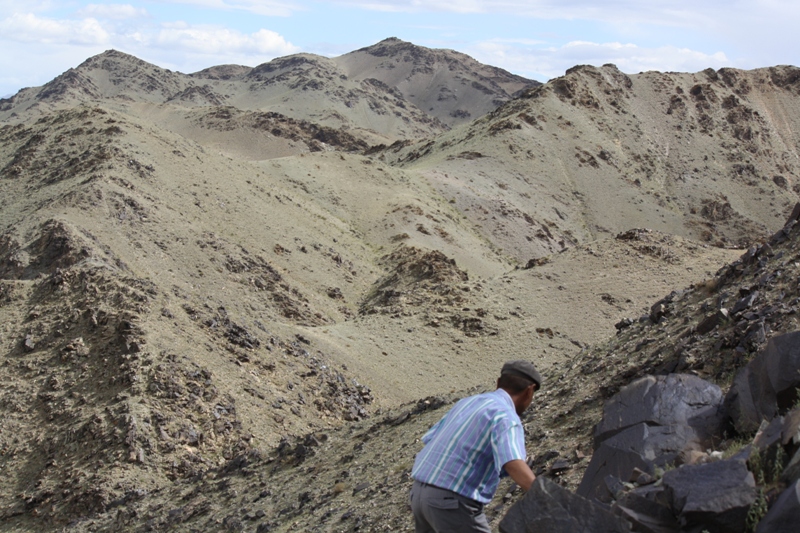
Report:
772,445,787,482
746,489,768,533
749,444,789,486
722,437,752,460
749,447,765,485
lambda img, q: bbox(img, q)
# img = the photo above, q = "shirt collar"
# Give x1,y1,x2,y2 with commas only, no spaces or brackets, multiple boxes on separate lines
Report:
493,388,516,411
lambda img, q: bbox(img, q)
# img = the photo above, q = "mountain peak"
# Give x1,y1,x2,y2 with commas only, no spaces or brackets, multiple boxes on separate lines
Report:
337,37,539,126
78,49,155,70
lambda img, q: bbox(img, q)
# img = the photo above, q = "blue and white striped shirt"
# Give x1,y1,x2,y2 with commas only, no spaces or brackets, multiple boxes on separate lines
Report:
411,389,527,503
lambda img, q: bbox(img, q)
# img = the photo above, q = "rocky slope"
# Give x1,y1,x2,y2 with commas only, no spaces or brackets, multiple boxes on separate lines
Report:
13,208,800,533
382,64,800,260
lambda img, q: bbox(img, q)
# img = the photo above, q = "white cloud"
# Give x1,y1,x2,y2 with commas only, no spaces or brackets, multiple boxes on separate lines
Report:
155,23,298,56
0,8,299,95
335,0,800,33
0,12,110,45
77,4,149,20
335,0,695,21
469,40,730,81
157,0,301,17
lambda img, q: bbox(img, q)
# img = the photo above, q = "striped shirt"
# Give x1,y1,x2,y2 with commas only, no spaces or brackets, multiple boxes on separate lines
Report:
411,389,527,503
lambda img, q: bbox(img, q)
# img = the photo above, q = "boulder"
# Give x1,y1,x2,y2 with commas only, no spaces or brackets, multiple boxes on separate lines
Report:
594,374,724,447
662,458,756,533
499,476,631,533
725,331,800,434
612,489,680,533
579,375,724,504
578,423,701,502
755,480,800,533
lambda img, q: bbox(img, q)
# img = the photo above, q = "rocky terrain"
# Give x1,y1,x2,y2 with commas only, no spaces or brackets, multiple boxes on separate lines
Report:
1,38,799,532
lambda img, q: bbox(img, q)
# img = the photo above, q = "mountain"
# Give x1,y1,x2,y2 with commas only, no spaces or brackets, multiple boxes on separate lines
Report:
1,39,800,531
0,39,539,152
380,64,800,259
336,37,536,126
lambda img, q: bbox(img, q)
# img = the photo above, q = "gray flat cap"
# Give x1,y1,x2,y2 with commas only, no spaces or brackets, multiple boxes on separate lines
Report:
501,360,543,389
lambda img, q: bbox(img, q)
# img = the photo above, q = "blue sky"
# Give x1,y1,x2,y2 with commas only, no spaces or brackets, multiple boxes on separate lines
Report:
1,1,798,98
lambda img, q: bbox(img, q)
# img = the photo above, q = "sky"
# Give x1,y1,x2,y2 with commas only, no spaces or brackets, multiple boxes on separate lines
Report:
1,1,798,98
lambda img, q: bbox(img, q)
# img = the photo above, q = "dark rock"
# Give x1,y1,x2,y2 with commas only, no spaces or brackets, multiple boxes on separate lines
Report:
650,302,668,323
782,447,800,483
648,291,685,323
612,489,680,533
577,442,651,502
326,287,344,299
499,476,630,533
548,459,571,475
630,468,655,486
696,309,729,335
579,375,724,504
594,374,723,447
742,320,767,347
352,482,370,495
755,480,800,533
616,317,634,331
731,291,759,316
725,331,800,434
662,458,756,533
222,515,244,531
578,422,701,502
753,417,784,452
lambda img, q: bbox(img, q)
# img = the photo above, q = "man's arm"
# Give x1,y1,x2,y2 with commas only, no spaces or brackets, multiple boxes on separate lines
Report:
503,459,536,491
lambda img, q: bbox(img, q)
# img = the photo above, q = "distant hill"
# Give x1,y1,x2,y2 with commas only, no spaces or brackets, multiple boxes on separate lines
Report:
0,40,539,148
382,63,800,256
336,37,537,126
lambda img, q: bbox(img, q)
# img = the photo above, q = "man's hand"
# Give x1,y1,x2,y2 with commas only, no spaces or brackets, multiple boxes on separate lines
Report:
503,459,536,491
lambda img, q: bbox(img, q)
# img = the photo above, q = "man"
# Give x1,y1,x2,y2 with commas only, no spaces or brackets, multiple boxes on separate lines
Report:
410,360,542,533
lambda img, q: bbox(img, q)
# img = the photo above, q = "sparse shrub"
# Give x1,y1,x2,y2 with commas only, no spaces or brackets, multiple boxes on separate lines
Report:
697,277,719,295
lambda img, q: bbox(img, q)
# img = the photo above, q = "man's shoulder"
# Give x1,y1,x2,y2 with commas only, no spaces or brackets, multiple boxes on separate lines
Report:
457,390,516,417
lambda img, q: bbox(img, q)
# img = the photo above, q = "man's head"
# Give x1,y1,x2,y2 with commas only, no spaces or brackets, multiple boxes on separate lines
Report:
497,360,542,416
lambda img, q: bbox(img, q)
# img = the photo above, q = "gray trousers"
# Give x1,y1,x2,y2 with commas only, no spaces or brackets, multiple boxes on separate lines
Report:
410,480,491,533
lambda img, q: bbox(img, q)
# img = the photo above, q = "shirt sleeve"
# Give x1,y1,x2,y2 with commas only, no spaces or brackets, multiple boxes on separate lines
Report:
421,415,446,444
491,417,526,477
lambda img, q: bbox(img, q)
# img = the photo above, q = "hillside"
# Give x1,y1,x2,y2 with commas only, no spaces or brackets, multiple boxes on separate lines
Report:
0,40,799,531
383,64,800,260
